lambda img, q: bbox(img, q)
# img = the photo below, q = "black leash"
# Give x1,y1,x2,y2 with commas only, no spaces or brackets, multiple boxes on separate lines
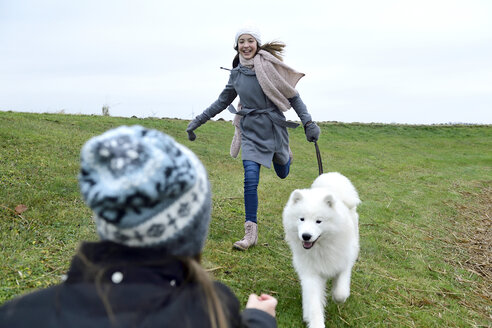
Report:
314,141,323,176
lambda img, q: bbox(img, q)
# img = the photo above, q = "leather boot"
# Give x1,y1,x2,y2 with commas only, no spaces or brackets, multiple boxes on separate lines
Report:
233,221,258,251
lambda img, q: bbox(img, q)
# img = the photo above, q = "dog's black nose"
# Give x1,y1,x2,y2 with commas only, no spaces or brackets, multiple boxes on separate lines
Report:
302,233,312,241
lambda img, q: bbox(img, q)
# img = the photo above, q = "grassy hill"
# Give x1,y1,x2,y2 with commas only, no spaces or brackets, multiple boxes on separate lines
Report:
0,111,490,327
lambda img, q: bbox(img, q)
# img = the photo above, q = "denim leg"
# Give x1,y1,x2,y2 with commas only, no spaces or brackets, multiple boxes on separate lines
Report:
274,158,291,179
243,160,260,223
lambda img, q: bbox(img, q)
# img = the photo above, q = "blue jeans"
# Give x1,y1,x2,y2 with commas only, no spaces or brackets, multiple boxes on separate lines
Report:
243,159,290,223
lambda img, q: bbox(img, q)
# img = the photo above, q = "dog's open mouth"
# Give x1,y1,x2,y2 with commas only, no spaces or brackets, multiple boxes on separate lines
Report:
302,240,316,249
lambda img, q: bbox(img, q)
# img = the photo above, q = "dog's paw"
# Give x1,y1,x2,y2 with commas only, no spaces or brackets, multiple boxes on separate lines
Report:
332,290,349,304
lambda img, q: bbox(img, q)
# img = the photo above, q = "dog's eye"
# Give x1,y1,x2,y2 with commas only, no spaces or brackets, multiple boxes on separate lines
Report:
300,218,304,221
316,220,322,224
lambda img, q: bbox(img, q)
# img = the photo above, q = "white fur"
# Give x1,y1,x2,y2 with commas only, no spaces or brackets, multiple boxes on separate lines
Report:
282,172,360,328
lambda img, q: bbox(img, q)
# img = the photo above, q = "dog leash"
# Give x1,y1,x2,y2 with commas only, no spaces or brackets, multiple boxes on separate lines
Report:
314,141,323,176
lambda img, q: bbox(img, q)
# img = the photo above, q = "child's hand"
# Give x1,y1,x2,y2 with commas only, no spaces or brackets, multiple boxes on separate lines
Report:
245,293,278,318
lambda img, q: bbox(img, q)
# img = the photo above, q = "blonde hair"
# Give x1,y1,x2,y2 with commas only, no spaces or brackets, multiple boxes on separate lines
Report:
260,41,286,60
183,257,228,328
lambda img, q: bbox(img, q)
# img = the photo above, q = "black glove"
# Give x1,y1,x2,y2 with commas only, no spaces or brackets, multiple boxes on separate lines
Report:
186,113,209,141
186,119,200,141
304,121,320,142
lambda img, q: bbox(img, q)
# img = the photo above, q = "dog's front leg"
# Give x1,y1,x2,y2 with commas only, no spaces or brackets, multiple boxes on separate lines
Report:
332,268,352,303
300,274,326,328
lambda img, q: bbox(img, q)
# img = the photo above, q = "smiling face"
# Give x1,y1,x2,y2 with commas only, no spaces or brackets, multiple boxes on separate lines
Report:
237,34,258,59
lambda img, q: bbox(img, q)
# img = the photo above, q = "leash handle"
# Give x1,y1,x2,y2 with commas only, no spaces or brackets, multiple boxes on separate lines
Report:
314,141,323,176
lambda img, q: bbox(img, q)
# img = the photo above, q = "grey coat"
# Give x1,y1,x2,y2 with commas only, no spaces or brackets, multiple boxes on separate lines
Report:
200,65,312,168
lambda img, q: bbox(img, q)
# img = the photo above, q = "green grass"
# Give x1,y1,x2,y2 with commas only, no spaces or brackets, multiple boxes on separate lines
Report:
1,111,490,327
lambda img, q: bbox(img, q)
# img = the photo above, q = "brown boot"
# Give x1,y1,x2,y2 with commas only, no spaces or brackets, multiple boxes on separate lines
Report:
233,221,258,251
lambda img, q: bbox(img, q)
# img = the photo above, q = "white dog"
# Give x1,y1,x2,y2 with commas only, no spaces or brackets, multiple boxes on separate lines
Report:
282,172,360,328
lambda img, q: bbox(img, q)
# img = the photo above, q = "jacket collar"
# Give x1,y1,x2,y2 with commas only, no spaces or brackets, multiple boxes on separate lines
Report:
235,64,256,76
65,241,187,286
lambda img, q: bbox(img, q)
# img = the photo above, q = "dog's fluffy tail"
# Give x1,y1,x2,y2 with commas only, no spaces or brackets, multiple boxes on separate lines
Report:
311,172,361,210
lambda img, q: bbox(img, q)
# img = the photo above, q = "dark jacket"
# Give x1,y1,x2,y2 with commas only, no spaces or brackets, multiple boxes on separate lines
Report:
0,241,276,328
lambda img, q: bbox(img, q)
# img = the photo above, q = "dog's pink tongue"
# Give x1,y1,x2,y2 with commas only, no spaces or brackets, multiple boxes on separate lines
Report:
303,242,313,249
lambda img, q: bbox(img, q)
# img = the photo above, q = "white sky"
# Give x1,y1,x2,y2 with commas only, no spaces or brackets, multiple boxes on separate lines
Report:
1,0,491,124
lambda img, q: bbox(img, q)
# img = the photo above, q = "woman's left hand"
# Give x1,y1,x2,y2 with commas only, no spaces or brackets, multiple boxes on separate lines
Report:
304,121,320,142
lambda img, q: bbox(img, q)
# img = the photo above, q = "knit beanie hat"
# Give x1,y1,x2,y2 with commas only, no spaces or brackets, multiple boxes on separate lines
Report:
234,25,262,48
78,125,211,257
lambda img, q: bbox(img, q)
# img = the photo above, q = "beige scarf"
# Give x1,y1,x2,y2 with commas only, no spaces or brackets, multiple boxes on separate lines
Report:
239,49,305,111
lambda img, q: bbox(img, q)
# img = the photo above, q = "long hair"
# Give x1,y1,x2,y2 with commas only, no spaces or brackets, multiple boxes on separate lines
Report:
232,40,286,68
182,256,228,328
73,248,228,328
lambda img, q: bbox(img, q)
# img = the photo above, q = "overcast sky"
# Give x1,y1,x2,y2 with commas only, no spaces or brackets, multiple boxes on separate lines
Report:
1,0,491,124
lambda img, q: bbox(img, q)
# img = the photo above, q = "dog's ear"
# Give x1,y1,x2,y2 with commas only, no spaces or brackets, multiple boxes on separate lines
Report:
324,194,334,207
290,190,303,204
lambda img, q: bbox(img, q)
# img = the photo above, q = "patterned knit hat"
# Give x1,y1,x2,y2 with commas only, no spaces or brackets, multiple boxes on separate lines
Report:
78,125,211,257
234,25,262,48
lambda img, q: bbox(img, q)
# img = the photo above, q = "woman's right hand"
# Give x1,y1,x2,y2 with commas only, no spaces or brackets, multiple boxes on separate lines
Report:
186,120,199,141
245,293,278,318
186,113,210,141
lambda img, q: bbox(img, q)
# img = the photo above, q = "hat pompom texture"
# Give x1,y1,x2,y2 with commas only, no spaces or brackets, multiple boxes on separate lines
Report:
79,125,211,256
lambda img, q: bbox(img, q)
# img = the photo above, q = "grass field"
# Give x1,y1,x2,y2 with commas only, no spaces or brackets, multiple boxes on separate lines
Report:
0,111,490,327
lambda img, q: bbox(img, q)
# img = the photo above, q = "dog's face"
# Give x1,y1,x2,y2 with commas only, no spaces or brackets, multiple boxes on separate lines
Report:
283,188,342,250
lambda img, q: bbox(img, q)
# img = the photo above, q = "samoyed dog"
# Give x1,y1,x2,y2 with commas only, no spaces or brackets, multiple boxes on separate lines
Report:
282,172,360,328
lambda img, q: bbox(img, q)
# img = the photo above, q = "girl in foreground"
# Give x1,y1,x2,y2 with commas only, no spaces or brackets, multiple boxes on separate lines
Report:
0,125,277,328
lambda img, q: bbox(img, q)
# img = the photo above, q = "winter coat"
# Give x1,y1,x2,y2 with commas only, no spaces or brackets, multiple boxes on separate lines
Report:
0,241,277,328
202,64,311,168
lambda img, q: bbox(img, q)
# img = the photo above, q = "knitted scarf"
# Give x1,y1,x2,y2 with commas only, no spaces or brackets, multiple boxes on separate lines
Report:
239,49,305,111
